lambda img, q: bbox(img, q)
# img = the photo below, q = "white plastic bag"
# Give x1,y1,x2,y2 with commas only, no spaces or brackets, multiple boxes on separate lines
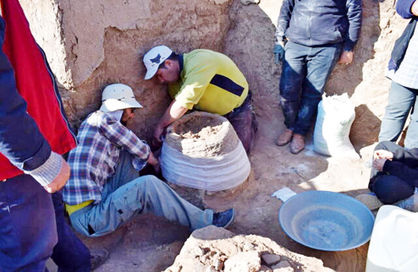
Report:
313,93,359,159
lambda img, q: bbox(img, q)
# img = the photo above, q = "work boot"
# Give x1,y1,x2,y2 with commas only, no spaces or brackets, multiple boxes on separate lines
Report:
289,133,305,154
276,129,293,146
91,248,109,270
212,208,235,228
355,193,383,211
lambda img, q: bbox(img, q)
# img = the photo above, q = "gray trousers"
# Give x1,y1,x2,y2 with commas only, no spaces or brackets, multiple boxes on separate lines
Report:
69,151,213,237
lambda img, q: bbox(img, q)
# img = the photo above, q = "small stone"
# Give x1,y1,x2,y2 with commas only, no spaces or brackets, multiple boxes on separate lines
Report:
213,258,224,271
224,251,261,272
240,0,260,5
261,253,281,266
260,265,273,272
271,260,294,272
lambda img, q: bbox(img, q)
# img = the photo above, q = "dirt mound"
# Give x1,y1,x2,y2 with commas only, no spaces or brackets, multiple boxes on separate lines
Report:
165,226,333,272
165,112,239,157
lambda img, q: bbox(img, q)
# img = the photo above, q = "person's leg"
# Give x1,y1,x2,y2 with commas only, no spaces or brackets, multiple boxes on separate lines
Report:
370,174,415,204
51,192,91,272
0,174,57,271
101,150,140,199
70,175,214,237
225,92,257,153
404,90,418,149
379,81,416,144
293,44,342,136
279,41,307,133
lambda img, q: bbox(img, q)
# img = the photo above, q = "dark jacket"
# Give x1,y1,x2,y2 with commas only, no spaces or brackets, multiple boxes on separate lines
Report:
388,0,417,72
383,146,418,188
275,0,362,51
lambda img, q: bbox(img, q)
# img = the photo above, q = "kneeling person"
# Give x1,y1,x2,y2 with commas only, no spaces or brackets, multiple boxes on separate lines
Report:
63,83,234,237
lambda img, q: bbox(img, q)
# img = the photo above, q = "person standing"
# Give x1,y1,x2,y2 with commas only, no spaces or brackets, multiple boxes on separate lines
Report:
274,0,362,154
0,0,100,270
379,0,418,149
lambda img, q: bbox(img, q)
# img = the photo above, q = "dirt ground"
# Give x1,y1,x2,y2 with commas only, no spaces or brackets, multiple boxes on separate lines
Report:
45,97,375,272
42,0,396,270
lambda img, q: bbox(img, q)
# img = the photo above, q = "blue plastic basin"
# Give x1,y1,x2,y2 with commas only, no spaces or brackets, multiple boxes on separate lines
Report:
279,191,375,251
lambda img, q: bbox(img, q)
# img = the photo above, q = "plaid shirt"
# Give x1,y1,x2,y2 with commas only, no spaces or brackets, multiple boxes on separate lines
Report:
63,111,150,205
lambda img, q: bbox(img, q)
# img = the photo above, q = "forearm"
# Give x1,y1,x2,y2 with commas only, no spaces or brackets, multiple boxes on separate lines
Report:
156,100,188,130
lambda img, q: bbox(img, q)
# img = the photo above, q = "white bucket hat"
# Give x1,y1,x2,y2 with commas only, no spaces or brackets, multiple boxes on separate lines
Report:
100,83,143,113
143,45,173,80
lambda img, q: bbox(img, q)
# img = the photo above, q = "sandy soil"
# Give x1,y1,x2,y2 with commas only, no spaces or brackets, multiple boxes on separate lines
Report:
46,96,374,272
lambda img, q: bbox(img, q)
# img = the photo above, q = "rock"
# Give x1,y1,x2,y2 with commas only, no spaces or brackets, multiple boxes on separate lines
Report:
260,265,273,272
165,226,333,272
261,253,281,266
271,260,293,272
224,251,261,272
241,0,261,5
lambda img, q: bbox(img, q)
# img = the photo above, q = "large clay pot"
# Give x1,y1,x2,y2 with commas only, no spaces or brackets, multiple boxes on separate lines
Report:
160,111,251,191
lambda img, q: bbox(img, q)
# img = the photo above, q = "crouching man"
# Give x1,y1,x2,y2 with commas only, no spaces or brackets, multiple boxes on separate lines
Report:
142,45,257,153
63,83,234,237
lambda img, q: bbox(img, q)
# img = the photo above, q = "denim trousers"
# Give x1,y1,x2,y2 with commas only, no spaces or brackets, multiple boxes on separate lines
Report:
0,174,57,271
379,81,418,149
70,151,214,237
51,192,91,272
369,141,415,204
279,41,342,135
0,176,91,272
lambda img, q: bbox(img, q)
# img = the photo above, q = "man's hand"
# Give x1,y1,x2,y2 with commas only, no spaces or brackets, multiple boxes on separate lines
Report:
338,51,354,65
147,152,160,173
374,149,394,160
273,42,285,64
412,0,418,16
43,159,70,193
373,158,387,172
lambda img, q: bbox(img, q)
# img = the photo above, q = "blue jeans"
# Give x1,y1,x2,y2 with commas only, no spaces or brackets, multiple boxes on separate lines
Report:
279,41,342,135
0,174,57,271
52,192,91,272
70,152,214,237
369,141,415,204
379,81,418,149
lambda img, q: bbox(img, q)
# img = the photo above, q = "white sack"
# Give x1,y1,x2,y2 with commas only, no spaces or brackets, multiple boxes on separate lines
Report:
313,93,359,159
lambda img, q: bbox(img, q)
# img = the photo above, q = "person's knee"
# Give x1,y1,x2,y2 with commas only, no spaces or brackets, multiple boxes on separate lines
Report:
139,175,166,189
372,175,414,204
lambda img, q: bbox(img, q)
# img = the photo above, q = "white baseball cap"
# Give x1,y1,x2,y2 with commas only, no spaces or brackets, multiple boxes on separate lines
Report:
143,45,173,80
100,83,143,113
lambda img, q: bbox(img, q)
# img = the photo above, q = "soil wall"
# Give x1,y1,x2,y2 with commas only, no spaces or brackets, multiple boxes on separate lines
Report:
21,0,407,147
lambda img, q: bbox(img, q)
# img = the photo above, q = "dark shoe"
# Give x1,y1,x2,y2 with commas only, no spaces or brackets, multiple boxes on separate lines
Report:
212,208,235,228
276,129,293,146
91,248,109,270
289,134,305,154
